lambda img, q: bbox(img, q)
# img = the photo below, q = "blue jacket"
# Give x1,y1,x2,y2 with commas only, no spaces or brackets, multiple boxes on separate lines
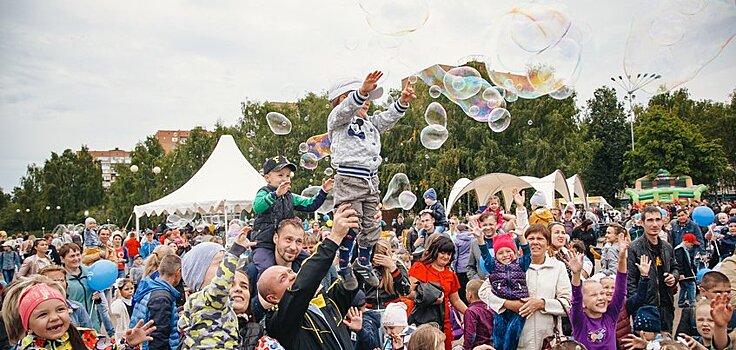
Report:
130,277,180,350
139,240,160,260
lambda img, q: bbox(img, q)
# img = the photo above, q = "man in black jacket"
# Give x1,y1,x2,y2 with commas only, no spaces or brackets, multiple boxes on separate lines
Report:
262,204,360,350
627,206,680,333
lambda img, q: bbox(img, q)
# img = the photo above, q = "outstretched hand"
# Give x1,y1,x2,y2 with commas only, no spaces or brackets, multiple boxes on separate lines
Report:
360,71,383,96
635,255,651,277
124,320,156,347
343,307,363,332
564,250,584,275
236,227,256,248
322,178,335,192
399,81,416,105
512,188,525,208
331,203,360,239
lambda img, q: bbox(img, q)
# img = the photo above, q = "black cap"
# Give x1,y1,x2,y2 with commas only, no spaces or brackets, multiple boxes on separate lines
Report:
262,155,296,175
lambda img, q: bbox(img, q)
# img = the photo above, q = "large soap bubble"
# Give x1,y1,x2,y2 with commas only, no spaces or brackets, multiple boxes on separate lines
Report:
398,191,417,210
304,133,331,160
624,0,735,94
488,108,511,133
300,153,319,170
485,2,586,99
266,112,292,135
549,85,574,100
420,125,449,150
428,85,442,98
424,102,447,127
418,64,498,122
301,186,334,214
358,0,430,37
382,173,412,210
442,67,484,100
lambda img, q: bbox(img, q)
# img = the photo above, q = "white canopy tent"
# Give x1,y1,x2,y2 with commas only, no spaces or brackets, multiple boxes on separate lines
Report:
520,170,573,208
446,170,589,217
133,135,266,232
566,174,589,208
446,173,535,215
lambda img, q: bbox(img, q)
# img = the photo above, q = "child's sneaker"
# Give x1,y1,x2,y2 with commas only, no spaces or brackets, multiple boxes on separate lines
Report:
340,265,359,290
352,260,379,287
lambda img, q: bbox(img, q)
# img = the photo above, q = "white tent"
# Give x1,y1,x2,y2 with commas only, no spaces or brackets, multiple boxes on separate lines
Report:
134,135,266,232
446,173,534,214
520,170,573,208
566,174,589,208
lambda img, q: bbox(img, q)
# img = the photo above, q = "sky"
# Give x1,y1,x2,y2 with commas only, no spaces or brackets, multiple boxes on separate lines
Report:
1,0,735,192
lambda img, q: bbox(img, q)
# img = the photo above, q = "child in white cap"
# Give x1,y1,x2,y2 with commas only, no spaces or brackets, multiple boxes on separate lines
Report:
327,71,416,287
382,302,415,350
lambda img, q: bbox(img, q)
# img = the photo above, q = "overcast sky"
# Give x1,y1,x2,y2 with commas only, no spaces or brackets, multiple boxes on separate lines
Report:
1,0,734,192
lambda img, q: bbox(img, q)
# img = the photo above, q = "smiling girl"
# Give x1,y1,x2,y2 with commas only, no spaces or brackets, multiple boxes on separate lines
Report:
1,276,155,349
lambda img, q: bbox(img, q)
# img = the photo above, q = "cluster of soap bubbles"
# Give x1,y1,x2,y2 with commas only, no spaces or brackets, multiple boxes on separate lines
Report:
358,0,430,37
420,102,449,149
417,65,512,133
266,112,292,135
166,213,195,229
624,0,735,94
297,132,333,171
485,2,587,100
382,173,417,210
301,186,334,214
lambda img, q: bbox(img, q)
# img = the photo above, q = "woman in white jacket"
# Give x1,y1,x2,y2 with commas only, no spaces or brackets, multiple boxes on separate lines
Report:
110,278,134,341
480,223,572,350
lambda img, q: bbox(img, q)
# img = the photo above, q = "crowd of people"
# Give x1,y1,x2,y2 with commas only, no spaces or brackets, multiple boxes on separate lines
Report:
1,72,736,350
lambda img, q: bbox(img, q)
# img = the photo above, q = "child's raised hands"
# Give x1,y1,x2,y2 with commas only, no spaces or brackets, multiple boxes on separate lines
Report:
564,250,584,275
321,177,334,192
399,81,416,105
710,293,734,328
360,71,383,96
512,188,525,208
125,320,156,347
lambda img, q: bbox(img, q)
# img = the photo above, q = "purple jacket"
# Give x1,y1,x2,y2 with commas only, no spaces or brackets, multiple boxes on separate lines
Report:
463,301,494,350
487,243,531,300
453,231,473,273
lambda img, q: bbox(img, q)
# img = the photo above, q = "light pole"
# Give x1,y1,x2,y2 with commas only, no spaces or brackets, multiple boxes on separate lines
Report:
610,73,661,152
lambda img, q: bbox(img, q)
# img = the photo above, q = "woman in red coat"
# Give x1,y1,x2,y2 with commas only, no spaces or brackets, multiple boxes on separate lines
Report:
409,236,467,350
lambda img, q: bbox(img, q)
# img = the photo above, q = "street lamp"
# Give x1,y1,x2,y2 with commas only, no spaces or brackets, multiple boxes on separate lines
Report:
46,206,51,210
25,208,30,213
56,206,61,210
84,210,90,217
130,164,139,173
610,73,661,152
16,208,20,213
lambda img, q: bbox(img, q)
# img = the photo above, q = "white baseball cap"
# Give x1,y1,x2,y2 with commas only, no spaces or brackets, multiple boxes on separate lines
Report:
328,77,383,102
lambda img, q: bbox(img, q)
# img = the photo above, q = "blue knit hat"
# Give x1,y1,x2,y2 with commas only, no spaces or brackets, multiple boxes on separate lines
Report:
181,242,225,292
633,306,661,332
423,188,437,201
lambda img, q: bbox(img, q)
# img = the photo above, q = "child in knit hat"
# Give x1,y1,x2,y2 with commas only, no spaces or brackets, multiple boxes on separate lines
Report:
471,223,530,350
382,302,416,350
633,306,664,348
528,191,554,226
5,277,155,350
327,71,416,288
423,188,448,233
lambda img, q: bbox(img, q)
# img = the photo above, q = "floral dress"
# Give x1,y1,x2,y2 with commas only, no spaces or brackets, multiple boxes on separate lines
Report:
17,328,137,350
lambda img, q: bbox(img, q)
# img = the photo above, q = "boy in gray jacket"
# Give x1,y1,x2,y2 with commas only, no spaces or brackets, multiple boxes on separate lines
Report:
327,70,415,287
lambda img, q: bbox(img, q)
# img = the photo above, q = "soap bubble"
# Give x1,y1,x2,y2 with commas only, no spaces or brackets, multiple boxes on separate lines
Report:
300,153,319,170
442,67,483,100
344,37,359,51
482,87,504,109
301,186,334,214
527,119,533,126
424,102,447,127
485,2,586,99
408,75,418,84
488,108,511,133
420,125,449,150
468,105,480,117
382,173,412,210
549,85,574,100
504,89,518,102
298,142,309,153
304,116,310,122
304,133,332,160
398,191,417,210
248,146,254,152
266,112,292,135
428,85,442,98
358,0,430,37
624,0,736,94
324,168,334,176
424,154,430,159
246,130,255,138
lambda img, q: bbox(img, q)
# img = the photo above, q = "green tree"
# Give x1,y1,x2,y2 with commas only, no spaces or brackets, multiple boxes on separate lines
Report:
41,147,104,226
623,105,727,186
11,165,44,231
582,86,629,203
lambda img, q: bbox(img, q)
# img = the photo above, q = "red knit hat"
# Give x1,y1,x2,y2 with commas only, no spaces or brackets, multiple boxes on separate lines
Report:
493,234,517,254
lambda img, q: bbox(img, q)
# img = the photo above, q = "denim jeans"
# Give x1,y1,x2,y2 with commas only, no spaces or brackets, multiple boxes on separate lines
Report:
96,291,116,336
493,310,526,350
2,269,14,283
678,280,696,307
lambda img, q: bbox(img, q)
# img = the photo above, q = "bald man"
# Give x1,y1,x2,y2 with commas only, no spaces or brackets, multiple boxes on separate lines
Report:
260,204,360,350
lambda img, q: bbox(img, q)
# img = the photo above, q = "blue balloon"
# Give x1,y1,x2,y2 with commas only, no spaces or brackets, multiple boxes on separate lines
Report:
479,255,490,275
696,268,712,283
692,206,715,226
87,260,118,291
323,215,330,222
659,207,668,218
